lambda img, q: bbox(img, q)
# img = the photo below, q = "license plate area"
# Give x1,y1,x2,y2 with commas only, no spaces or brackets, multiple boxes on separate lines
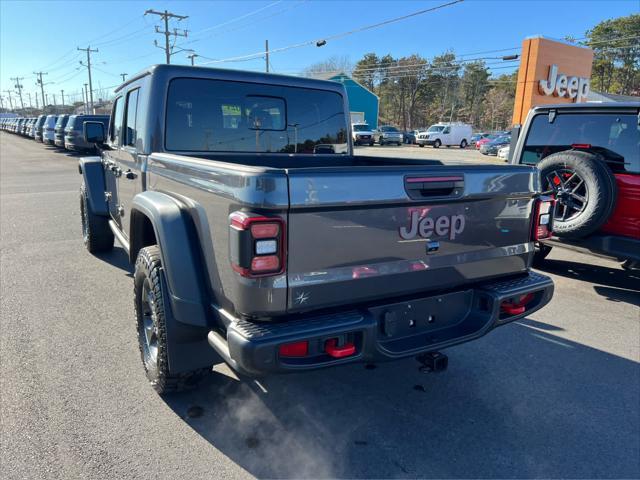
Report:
369,289,492,354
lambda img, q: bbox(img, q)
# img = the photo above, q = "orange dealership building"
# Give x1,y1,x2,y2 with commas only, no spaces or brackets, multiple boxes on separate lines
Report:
512,36,594,126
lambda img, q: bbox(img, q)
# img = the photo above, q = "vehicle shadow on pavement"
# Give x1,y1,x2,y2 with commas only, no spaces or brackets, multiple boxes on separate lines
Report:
163,323,640,479
537,259,640,305
95,246,132,277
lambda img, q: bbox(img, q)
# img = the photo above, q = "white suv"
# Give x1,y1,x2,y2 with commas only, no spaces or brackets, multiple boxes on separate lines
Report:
42,115,58,145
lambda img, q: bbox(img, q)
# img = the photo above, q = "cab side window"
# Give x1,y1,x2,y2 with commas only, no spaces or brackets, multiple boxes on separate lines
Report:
125,89,140,147
109,96,124,145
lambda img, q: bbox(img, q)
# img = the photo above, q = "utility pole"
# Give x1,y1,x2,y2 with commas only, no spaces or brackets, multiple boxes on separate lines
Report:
145,9,188,64
45,93,49,106
187,53,198,66
60,89,65,106
83,84,89,114
0,96,4,110
33,71,47,110
27,92,32,108
120,73,127,82
4,90,14,110
53,93,57,106
265,40,269,73
78,46,98,112
10,77,25,109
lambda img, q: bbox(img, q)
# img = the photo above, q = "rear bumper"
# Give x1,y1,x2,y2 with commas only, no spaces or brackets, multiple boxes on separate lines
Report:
208,271,554,376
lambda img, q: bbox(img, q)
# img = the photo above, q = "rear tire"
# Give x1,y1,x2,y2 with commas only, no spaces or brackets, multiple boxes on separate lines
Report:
538,151,617,239
134,246,210,394
80,184,113,253
460,139,467,149
419,144,424,148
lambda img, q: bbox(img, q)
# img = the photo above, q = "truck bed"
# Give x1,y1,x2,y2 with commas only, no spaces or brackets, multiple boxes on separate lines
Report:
148,152,539,318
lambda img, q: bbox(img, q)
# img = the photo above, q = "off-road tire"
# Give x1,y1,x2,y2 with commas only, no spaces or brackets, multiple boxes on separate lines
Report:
538,151,617,239
434,139,441,148
80,184,113,253
134,246,210,394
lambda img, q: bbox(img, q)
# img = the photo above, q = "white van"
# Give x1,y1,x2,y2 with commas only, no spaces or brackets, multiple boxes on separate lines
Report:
417,122,472,148
42,115,59,145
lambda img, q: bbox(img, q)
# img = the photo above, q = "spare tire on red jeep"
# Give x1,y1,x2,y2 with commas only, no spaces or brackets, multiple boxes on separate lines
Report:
538,150,617,239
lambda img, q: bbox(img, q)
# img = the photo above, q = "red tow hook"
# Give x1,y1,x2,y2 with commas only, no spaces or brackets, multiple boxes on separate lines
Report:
325,338,356,358
500,293,535,316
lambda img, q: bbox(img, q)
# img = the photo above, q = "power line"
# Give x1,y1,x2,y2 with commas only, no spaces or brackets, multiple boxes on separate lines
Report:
198,0,465,65
191,0,282,37
182,0,307,48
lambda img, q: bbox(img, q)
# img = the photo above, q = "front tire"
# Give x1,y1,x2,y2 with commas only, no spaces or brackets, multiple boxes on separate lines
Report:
434,139,441,148
134,246,210,394
80,184,113,253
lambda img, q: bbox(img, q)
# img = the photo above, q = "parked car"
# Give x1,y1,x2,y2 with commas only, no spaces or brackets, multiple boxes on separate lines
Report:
54,115,70,148
77,64,553,394
42,115,59,145
34,115,47,142
416,123,472,148
475,134,498,150
64,114,110,152
470,133,491,147
374,125,403,146
511,102,639,269
497,145,510,160
403,129,421,144
351,122,375,146
480,135,511,155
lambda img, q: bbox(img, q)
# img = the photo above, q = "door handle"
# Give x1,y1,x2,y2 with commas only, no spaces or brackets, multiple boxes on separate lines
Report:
124,169,137,180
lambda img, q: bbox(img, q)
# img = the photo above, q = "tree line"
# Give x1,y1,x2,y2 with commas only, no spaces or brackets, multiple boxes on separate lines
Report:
304,14,638,132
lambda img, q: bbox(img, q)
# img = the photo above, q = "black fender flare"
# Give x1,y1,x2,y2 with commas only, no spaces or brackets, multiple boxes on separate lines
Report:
130,191,219,374
129,191,209,328
78,156,108,216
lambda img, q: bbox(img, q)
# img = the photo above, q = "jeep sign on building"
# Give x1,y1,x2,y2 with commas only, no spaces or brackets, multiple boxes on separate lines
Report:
512,36,594,125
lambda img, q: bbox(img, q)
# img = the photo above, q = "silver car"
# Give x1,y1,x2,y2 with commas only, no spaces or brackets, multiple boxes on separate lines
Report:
374,125,403,146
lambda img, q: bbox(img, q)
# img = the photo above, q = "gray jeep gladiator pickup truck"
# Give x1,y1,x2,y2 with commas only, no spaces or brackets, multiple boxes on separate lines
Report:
78,65,554,394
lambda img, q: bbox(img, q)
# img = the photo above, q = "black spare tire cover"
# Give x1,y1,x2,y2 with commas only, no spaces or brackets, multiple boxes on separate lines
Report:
538,150,617,239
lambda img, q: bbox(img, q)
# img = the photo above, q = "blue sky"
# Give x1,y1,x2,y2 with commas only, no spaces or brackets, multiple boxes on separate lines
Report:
0,0,637,106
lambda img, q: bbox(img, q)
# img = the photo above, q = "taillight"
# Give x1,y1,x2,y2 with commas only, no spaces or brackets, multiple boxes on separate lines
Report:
229,211,286,277
533,196,554,240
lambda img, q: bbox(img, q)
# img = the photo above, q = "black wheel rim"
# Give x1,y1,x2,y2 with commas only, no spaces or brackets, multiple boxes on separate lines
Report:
141,279,159,366
544,168,588,222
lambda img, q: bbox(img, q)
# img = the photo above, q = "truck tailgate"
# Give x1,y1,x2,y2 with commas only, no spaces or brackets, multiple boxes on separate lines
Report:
286,165,538,312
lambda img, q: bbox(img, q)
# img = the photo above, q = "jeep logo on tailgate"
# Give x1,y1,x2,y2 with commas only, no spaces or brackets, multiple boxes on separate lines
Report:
399,211,466,240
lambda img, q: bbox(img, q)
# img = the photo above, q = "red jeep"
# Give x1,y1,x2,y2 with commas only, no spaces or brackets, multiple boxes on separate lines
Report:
510,102,640,268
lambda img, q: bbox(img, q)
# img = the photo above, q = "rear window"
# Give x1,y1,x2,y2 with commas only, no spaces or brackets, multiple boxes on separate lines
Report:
520,112,639,173
165,78,347,154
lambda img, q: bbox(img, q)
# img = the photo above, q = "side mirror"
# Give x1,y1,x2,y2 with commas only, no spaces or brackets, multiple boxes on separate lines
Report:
84,121,105,144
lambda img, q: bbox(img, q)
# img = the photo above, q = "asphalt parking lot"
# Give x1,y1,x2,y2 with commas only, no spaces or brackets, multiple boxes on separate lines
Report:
1,132,638,479
355,143,506,164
